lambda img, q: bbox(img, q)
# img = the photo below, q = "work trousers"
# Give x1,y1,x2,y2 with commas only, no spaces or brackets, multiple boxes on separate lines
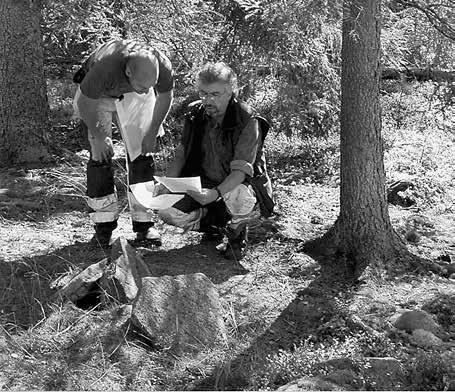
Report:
74,89,157,234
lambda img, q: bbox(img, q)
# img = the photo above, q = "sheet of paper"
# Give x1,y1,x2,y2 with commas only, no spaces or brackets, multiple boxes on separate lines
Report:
154,176,201,193
130,181,184,210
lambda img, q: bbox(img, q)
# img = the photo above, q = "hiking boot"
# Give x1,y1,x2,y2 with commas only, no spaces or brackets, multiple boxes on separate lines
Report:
135,227,162,246
89,221,117,248
201,231,224,242
217,225,248,261
89,231,112,248
199,225,223,243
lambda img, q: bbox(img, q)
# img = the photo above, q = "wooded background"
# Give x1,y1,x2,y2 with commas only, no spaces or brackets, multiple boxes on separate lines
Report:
1,0,453,166
0,0,454,274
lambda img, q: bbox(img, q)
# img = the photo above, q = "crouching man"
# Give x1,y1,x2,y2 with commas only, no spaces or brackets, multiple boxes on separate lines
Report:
157,62,274,260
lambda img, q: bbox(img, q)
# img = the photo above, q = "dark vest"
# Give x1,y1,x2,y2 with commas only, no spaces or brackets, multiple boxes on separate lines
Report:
181,96,275,217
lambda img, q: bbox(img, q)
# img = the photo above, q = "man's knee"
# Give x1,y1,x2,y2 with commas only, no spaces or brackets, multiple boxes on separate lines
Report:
223,184,257,216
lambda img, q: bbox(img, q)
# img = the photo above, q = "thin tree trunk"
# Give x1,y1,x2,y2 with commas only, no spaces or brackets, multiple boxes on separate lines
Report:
0,0,49,166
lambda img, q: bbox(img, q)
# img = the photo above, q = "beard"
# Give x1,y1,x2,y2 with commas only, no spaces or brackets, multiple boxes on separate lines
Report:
204,104,219,116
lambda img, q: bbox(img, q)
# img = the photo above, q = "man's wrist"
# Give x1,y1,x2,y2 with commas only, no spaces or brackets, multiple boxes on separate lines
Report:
214,187,222,200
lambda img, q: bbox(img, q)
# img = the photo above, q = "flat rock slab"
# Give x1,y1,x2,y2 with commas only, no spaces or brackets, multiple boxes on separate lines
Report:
131,273,227,352
277,377,340,391
363,357,406,390
55,258,108,303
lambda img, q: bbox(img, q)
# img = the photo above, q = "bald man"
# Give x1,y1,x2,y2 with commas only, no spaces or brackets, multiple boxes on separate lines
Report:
73,40,174,247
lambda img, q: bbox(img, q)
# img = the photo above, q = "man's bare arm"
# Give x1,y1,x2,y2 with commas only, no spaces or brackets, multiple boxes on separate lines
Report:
142,89,174,154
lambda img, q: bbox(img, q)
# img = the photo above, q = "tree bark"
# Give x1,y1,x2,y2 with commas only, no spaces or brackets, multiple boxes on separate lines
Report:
0,0,50,166
310,0,407,277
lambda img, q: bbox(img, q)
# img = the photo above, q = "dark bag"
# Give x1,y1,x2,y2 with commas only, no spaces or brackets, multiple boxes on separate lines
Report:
73,67,86,84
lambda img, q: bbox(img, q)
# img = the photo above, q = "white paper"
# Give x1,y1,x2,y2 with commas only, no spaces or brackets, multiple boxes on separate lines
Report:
154,176,202,193
130,181,184,210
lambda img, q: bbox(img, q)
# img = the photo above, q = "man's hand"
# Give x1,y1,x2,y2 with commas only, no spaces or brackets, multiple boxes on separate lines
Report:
91,136,114,162
187,188,218,206
142,131,157,155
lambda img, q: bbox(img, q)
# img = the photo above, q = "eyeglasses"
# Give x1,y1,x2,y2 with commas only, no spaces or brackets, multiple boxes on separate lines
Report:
198,89,226,100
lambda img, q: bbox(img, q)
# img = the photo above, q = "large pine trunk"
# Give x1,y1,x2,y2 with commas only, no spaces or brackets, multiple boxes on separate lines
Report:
0,0,49,165
338,0,403,273
315,0,406,276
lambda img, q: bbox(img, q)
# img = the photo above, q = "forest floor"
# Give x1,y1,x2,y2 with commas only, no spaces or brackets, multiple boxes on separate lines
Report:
0,83,454,391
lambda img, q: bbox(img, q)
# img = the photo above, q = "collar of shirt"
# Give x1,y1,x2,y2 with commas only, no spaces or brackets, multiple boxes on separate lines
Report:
204,112,224,128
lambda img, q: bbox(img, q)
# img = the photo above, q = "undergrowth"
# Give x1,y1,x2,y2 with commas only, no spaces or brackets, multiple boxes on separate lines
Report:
0,79,453,391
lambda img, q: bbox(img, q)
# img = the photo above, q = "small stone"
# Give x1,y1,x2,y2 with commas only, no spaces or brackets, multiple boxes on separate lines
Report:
405,230,420,243
394,310,444,338
410,329,443,348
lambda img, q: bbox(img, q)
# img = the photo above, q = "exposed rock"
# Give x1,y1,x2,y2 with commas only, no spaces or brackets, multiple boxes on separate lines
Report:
405,230,421,243
363,357,406,390
100,237,150,303
318,356,405,390
321,357,359,372
276,377,341,391
394,310,445,338
322,369,364,389
410,328,443,348
387,180,415,207
131,273,227,352
55,258,108,303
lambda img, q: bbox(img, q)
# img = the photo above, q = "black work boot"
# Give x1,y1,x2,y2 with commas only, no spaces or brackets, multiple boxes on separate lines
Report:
199,203,228,243
199,225,223,243
217,225,249,261
133,221,162,246
90,221,117,248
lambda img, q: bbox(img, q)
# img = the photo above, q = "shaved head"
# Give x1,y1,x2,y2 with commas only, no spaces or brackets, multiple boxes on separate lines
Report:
125,51,159,94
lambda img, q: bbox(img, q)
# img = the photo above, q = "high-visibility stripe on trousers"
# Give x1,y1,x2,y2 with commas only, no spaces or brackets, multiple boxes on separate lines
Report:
85,155,156,226
74,88,159,230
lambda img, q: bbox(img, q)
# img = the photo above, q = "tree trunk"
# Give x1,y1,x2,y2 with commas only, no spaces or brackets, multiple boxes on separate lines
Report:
0,0,49,166
312,0,406,277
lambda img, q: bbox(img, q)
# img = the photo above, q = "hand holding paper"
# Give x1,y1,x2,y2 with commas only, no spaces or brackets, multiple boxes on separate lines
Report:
130,181,184,210
154,176,201,193
130,177,202,210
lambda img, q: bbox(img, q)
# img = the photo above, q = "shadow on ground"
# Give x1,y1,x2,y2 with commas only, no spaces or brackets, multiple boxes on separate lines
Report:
193,246,361,390
0,238,246,331
0,155,129,224
139,241,248,284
